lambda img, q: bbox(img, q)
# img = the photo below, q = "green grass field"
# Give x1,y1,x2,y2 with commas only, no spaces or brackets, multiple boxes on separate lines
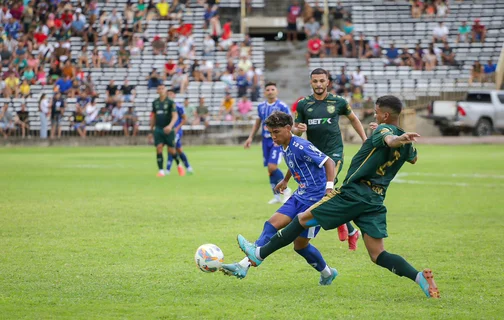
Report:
1,145,504,319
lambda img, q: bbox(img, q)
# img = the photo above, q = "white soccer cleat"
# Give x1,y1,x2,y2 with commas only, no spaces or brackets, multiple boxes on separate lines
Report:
282,188,292,203
268,197,282,205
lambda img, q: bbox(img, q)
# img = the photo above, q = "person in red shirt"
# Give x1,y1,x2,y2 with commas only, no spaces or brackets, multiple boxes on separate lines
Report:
305,34,324,64
472,19,486,43
291,96,304,114
219,19,233,50
164,59,177,80
286,0,301,43
61,10,73,31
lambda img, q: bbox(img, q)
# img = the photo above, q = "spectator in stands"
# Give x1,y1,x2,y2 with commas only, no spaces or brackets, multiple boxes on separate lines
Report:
118,46,131,67
106,80,119,103
219,92,235,121
334,66,350,94
121,80,136,102
441,42,456,66
237,55,252,73
95,105,112,136
314,1,325,23
483,60,496,83
123,106,139,136
20,79,30,98
0,43,13,67
302,1,313,22
219,19,233,51
72,13,86,36
169,0,185,21
352,87,363,110
471,19,486,43
4,72,19,98
424,48,437,71
342,19,356,57
36,66,47,85
78,46,90,68
433,22,449,43
164,59,177,80
436,0,449,17
84,25,98,46
330,25,345,54
85,97,100,126
101,45,116,67
305,34,324,64
71,106,86,138
361,96,375,136
304,17,320,38
236,69,249,98
425,2,436,18
0,103,14,138
5,17,20,40
191,60,204,82
203,5,217,29
171,70,188,93
15,103,29,138
351,66,366,93
77,91,91,110
200,59,214,82
212,61,224,81
62,60,75,79
203,34,215,57
411,0,423,19
50,92,66,139
112,101,126,126
385,43,401,66
56,75,72,96
91,47,101,68
331,2,346,30
193,97,209,128
157,0,169,20
227,41,240,59
39,94,49,139
469,61,483,85
237,95,252,120
456,21,471,44
209,14,221,44
286,0,301,44
342,89,352,105
152,34,166,55
400,47,414,67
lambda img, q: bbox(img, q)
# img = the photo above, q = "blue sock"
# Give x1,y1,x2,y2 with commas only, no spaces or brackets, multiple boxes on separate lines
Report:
269,169,285,195
295,244,327,272
255,221,278,246
166,153,174,171
179,152,191,168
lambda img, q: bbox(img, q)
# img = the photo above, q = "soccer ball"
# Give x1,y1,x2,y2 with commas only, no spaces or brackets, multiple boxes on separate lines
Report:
195,244,224,273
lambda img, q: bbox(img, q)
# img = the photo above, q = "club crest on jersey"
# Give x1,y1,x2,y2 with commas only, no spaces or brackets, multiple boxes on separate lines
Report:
327,105,336,114
288,160,294,168
307,108,313,112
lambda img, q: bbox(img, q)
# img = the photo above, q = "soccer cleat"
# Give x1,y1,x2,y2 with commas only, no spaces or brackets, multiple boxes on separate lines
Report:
268,197,282,205
237,234,262,267
417,269,440,298
157,171,165,177
221,263,249,279
187,167,194,175
282,187,292,203
177,165,186,176
348,230,360,251
337,224,348,241
319,268,338,286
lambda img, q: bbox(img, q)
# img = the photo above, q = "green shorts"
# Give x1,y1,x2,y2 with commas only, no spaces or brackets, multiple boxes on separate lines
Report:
309,189,388,239
154,127,176,148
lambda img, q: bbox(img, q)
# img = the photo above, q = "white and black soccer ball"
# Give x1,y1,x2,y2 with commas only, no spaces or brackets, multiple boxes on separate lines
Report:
194,244,224,273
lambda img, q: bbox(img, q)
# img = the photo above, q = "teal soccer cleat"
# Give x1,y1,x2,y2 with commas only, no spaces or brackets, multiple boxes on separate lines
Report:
237,234,262,267
221,263,249,279
319,268,338,286
417,269,440,298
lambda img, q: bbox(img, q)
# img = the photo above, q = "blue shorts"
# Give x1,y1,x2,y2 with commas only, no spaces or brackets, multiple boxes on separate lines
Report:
176,130,183,149
277,196,321,239
262,139,282,167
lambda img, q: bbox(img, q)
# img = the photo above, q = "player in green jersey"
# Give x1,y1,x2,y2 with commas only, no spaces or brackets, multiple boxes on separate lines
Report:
292,68,367,250
148,84,183,177
237,95,440,298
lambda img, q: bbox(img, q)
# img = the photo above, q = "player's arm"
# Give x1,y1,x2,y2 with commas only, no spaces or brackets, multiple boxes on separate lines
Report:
345,111,367,142
150,104,156,132
175,113,187,132
275,169,292,194
384,133,420,148
244,117,261,148
292,101,306,136
323,158,336,194
165,110,178,133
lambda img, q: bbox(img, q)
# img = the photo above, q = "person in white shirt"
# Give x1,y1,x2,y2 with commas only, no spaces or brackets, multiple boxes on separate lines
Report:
38,94,49,139
111,102,126,125
203,35,215,57
436,1,449,17
237,55,252,73
432,22,449,43
351,66,366,92
85,98,99,124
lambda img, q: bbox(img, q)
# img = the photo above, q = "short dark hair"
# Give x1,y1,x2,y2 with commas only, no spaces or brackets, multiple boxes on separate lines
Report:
376,95,403,115
264,81,277,89
167,89,175,94
264,111,293,128
310,68,329,78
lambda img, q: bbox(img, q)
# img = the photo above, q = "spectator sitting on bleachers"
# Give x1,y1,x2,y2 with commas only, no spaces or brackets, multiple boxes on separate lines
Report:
101,45,116,67
85,97,99,125
236,68,249,98
425,2,435,18
0,43,13,67
483,60,496,83
219,92,235,121
191,59,204,82
304,17,320,38
423,48,437,71
305,34,324,64
469,61,483,85
237,95,252,120
203,5,217,29
23,66,35,84
227,41,240,59
359,39,374,59
20,78,30,98
471,19,486,43
83,24,98,46
351,66,366,93
5,17,20,40
385,43,401,66
123,106,139,136
219,19,233,51
152,34,166,55
286,0,301,44
413,43,424,70
302,1,313,22
77,91,91,110
71,106,86,138
112,101,126,126
121,80,136,102
157,0,169,20
400,47,414,67
56,75,73,95
411,0,423,19
4,72,19,98
247,65,260,102
164,59,177,80
91,47,101,68
456,21,471,44
342,19,356,57
118,45,131,67
432,22,449,43
237,54,252,73
220,69,234,89
95,105,112,136
171,69,188,93
200,59,213,82
0,102,14,138
193,97,209,127
436,0,449,17
50,92,66,139
36,66,46,85
72,12,86,36
441,42,456,66
334,66,350,95
203,34,215,57
351,87,363,110
169,0,185,21
106,80,119,103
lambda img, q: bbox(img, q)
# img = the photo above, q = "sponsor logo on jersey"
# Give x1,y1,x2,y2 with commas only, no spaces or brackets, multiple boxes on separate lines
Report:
308,118,332,125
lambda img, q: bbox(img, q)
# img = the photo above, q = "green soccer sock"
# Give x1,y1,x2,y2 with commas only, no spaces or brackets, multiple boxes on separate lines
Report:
157,153,163,170
376,251,419,281
259,216,306,259
347,222,355,234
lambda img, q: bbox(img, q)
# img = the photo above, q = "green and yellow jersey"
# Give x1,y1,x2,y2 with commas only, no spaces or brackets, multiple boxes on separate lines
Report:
341,124,417,204
152,97,176,128
295,93,352,162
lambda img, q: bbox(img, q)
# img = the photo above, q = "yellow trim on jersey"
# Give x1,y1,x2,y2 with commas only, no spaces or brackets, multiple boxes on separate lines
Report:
344,147,377,184
307,188,341,212
334,160,342,177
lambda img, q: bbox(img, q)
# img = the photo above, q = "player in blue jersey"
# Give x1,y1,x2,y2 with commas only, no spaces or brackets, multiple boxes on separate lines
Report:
167,90,193,175
244,82,292,204
222,111,338,285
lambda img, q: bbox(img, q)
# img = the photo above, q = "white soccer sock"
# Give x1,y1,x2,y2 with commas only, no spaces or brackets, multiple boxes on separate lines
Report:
255,247,264,260
321,265,332,277
238,257,251,268
348,229,358,236
274,194,281,201
415,272,422,284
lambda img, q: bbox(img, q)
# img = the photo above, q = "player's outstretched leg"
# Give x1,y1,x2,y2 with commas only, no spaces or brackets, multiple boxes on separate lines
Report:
294,238,338,285
363,234,440,298
156,144,165,177
178,150,193,174
167,147,185,176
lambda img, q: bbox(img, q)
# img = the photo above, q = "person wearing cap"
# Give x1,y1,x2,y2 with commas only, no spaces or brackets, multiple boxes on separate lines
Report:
471,19,486,43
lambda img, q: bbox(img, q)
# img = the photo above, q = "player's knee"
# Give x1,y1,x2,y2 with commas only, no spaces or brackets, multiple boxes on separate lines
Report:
176,148,183,154
369,249,383,263
267,164,277,174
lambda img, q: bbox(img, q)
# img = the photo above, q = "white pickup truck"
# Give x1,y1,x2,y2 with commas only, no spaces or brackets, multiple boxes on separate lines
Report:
425,90,504,136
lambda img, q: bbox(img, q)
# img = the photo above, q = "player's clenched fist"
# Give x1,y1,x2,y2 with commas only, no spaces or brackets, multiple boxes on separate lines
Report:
297,123,307,132
274,180,288,194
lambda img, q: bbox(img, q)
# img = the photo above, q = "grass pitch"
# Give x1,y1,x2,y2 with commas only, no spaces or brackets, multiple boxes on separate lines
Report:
1,145,503,319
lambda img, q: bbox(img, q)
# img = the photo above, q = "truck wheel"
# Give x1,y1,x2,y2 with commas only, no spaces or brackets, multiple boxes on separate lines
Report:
473,119,493,137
